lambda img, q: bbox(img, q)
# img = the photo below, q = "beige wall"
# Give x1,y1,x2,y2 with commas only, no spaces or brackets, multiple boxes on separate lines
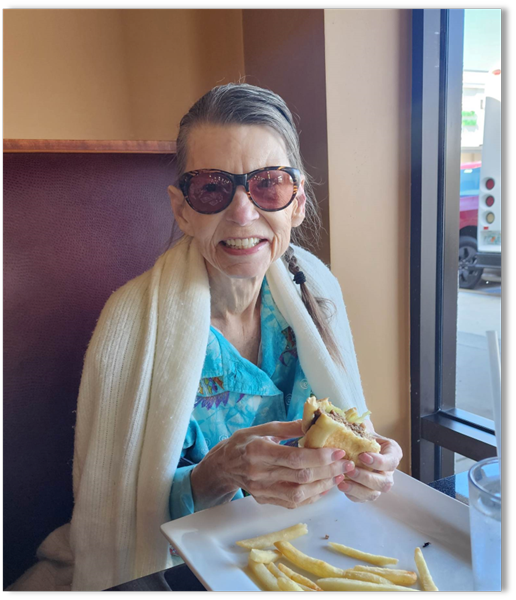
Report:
3,10,133,140
242,9,330,264
120,9,245,140
3,9,245,140
325,9,412,474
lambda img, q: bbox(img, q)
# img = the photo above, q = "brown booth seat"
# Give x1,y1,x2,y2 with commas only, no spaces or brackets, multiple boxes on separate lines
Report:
3,149,181,589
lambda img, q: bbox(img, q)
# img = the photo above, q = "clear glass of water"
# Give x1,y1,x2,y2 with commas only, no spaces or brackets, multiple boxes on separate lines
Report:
468,457,501,591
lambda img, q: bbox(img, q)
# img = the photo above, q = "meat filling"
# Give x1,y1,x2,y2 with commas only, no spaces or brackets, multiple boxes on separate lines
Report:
310,408,369,438
310,408,323,428
329,410,366,437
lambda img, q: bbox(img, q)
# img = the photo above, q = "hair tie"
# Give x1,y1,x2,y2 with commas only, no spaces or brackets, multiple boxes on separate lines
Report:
293,271,306,285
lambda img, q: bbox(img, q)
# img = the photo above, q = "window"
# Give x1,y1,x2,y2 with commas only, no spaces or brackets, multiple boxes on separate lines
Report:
456,9,501,475
410,9,500,483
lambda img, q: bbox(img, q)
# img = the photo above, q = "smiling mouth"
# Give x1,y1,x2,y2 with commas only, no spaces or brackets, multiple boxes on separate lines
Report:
221,237,267,249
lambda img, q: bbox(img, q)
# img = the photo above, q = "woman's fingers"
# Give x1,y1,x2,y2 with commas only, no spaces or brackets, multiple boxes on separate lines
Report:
340,436,401,502
338,479,382,503
252,473,345,509
344,466,394,494
263,459,355,485
358,436,403,472
258,440,347,470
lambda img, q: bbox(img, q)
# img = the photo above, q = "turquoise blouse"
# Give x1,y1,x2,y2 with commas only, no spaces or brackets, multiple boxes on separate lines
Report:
169,277,312,521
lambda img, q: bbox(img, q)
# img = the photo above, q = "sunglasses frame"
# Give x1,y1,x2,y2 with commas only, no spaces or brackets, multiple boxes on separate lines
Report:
178,166,301,215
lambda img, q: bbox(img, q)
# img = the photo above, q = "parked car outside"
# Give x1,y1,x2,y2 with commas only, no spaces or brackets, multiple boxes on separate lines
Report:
459,161,484,289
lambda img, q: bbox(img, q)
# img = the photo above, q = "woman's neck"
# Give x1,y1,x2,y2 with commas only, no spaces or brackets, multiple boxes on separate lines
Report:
207,263,263,324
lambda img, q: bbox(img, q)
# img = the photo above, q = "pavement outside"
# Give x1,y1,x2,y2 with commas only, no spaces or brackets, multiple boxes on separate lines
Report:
454,270,501,474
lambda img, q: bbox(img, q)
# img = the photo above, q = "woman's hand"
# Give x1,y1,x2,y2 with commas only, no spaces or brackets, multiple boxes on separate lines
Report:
337,424,403,503
190,420,355,511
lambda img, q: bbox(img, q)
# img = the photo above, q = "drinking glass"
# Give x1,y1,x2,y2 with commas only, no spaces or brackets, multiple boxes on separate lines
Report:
468,457,501,591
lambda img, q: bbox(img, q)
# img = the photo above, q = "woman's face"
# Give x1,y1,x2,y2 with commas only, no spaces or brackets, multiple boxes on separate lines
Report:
168,124,306,281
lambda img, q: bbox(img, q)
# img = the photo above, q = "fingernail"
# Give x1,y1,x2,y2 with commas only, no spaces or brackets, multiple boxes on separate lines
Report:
334,474,345,485
361,453,374,465
345,461,355,472
339,481,351,492
332,450,346,461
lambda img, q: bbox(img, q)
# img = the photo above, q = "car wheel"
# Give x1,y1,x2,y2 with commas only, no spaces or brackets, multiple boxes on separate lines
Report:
459,235,484,289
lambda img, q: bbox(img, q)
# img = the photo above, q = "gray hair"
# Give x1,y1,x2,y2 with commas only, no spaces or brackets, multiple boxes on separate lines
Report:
175,83,322,250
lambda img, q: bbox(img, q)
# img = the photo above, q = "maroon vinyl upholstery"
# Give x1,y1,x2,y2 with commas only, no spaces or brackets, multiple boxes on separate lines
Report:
3,152,181,588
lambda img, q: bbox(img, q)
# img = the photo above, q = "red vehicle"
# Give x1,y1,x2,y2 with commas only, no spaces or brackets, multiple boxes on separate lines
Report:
459,161,483,288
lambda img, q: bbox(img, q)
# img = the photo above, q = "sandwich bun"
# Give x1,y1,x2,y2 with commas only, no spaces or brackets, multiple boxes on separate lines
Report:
298,396,380,468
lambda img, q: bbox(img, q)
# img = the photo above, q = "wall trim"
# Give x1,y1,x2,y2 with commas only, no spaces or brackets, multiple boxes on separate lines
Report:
3,139,177,154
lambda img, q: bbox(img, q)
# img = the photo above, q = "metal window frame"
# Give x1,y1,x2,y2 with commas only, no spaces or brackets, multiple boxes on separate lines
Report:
410,9,497,484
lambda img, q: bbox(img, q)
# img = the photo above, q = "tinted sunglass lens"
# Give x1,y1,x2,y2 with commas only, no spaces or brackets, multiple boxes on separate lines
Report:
187,172,233,213
249,170,295,210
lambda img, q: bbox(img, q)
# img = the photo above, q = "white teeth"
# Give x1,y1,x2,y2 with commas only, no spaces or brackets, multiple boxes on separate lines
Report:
224,237,261,248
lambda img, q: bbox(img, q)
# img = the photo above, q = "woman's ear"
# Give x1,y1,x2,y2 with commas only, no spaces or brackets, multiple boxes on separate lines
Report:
291,180,307,227
168,185,194,236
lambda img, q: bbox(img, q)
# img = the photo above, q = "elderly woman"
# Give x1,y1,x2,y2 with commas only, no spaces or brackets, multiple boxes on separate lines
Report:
12,83,402,592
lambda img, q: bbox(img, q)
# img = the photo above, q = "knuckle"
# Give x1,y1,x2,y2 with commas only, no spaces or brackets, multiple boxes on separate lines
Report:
245,480,258,494
382,479,393,493
246,465,259,481
293,490,305,505
244,441,259,459
231,429,243,443
287,452,303,469
296,468,312,484
287,487,304,505
244,441,263,465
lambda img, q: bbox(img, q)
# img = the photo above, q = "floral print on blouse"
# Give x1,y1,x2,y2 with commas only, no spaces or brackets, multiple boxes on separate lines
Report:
169,277,312,522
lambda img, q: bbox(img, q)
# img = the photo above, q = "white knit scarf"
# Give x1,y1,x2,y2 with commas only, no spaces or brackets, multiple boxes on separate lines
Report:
12,235,368,591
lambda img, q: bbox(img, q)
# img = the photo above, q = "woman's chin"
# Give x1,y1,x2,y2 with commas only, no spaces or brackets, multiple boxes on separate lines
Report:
211,258,270,281
219,265,268,281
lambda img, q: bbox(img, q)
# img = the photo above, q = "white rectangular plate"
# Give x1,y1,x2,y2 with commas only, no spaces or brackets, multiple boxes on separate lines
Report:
160,470,474,591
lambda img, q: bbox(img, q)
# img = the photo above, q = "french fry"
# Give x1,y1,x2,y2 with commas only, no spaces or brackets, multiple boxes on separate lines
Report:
328,541,398,566
317,577,417,592
236,523,308,549
298,583,317,591
267,561,288,579
249,548,281,564
352,565,418,587
277,563,323,591
414,547,439,591
277,576,305,591
267,563,314,592
274,541,348,578
248,558,280,591
340,569,395,585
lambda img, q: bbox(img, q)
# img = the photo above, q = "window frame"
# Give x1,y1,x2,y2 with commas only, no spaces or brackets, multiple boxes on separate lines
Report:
410,8,497,483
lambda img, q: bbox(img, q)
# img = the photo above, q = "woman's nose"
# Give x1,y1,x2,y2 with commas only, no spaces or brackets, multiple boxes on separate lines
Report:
225,186,260,226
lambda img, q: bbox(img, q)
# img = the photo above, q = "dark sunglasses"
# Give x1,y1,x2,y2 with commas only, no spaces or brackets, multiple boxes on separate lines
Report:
178,166,301,215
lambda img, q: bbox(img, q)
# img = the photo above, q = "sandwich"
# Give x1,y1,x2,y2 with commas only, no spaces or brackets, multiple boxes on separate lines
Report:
298,395,381,467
